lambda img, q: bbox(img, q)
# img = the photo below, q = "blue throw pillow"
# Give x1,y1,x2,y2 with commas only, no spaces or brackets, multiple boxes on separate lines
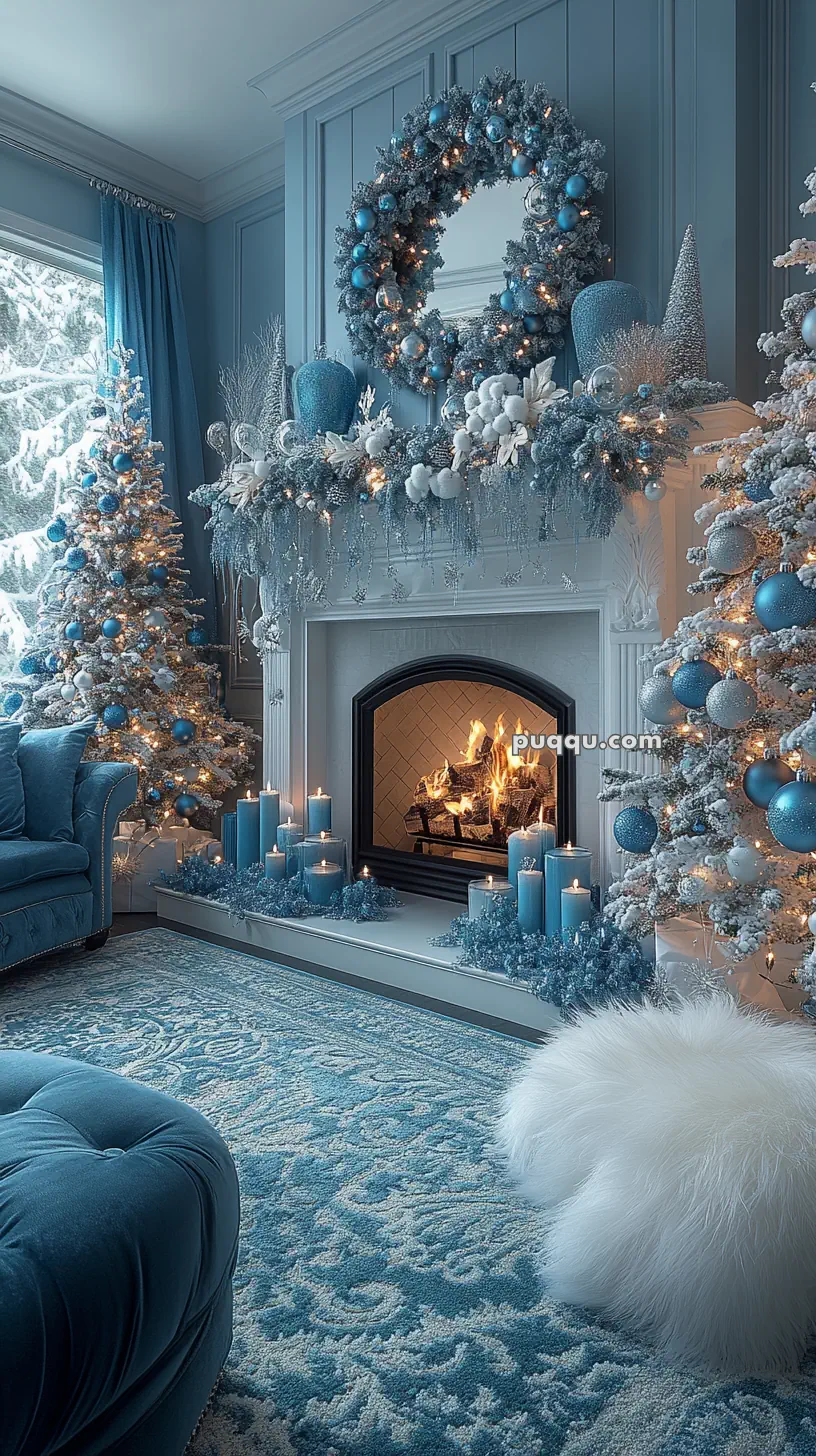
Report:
17,717,98,842
0,722,25,839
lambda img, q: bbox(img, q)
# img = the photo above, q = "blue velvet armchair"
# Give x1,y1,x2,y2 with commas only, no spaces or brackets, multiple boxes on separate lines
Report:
0,762,137,974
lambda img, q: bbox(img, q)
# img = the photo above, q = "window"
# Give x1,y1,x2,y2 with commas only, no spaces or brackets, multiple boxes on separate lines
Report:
0,237,105,677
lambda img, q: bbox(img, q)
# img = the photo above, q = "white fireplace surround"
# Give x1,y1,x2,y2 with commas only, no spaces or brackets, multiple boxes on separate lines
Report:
260,403,754,899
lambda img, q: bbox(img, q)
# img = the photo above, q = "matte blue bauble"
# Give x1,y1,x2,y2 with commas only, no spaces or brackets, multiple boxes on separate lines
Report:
43,653,60,674
499,288,516,313
351,263,376,289
485,115,508,143
767,776,816,852
691,820,707,835
97,493,120,514
294,358,358,438
101,617,122,638
63,547,87,571
186,627,208,647
638,440,654,461
613,806,658,853
351,243,370,263
464,120,481,145
754,569,816,631
354,206,376,233
146,786,162,803
46,518,67,542
523,314,546,334
570,280,649,377
524,124,542,148
565,173,588,199
671,658,722,708
174,793,200,818
20,652,44,675
112,452,134,473
102,704,128,729
511,154,535,178
637,382,653,399
147,562,169,586
802,307,816,350
557,203,580,231
64,621,84,641
743,755,795,808
81,471,97,488
3,691,23,714
413,136,429,157
400,330,426,360
171,717,196,744
429,100,450,126
428,360,452,381
378,192,397,212
471,91,490,116
109,569,126,587
743,476,774,502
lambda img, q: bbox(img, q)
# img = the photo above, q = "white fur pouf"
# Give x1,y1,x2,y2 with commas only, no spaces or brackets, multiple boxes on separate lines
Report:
497,995,816,1374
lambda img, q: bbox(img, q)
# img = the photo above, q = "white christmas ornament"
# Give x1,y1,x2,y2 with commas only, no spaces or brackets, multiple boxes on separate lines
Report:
478,400,500,423
489,380,505,401
365,424,392,458
478,379,495,404
504,394,529,425
73,670,93,691
405,463,433,502
726,842,766,885
430,468,463,499
465,412,484,434
464,390,480,412
481,424,499,446
493,412,512,436
60,683,77,702
452,430,471,454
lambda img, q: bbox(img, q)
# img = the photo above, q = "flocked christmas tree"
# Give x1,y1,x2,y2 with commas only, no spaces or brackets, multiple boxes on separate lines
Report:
602,122,816,992
0,349,254,827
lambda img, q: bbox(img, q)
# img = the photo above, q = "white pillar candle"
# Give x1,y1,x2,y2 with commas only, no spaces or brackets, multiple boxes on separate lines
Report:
468,874,514,921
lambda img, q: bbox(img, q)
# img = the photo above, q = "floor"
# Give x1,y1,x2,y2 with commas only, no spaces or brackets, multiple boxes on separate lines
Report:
111,912,157,937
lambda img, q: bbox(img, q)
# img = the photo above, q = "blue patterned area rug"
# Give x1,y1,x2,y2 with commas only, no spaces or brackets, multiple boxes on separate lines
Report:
3,928,816,1455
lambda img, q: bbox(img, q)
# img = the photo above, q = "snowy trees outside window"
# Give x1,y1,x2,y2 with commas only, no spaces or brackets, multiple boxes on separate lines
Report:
0,244,104,676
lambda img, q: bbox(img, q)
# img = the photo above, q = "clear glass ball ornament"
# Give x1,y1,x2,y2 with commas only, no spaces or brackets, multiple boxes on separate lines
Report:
523,181,551,223
205,421,230,458
232,422,264,456
376,282,403,312
275,420,302,456
440,394,466,430
586,364,623,414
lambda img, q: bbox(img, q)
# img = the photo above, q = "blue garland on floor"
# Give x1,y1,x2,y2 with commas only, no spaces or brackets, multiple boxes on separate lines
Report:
161,855,400,922
432,895,654,1012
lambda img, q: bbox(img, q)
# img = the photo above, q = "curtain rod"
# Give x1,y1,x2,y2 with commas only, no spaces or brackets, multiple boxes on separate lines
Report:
0,132,177,220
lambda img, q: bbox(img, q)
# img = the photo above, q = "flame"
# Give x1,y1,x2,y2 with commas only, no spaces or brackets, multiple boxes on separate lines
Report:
425,760,450,799
463,720,487,762
444,794,474,817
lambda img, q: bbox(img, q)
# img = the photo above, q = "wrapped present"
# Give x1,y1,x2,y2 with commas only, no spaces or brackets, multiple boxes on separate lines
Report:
159,825,223,862
118,819,147,840
112,830,181,913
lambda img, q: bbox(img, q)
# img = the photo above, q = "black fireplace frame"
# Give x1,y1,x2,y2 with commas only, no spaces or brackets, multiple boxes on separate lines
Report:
352,654,577,902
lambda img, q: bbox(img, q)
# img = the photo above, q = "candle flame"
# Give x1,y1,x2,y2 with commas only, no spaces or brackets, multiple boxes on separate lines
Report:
317,787,323,796
286,817,292,826
567,840,572,850
573,878,579,889
363,865,370,876
273,843,278,854
246,790,251,799
266,782,271,792
488,875,493,886
321,858,326,867
538,806,544,825
320,830,326,840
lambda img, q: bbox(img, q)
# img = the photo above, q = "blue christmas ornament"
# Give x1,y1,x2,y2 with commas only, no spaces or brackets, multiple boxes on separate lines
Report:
130,525,141,539
428,360,452,381
146,786,162,803
523,314,546,334
81,471,97,488
802,307,816,351
557,203,580,231
523,124,542,149
162,777,176,790
46,518,67,542
174,793,200,818
565,173,588,199
485,115,508,143
428,100,450,126
351,242,370,263
743,476,774,502
471,91,490,117
613,806,658,853
691,820,707,835
101,617,122,638
136,632,152,651
638,440,654,461
64,621,84,641
390,130,404,149
294,358,358,437
111,452,134,473
97,493,121,515
171,717,196,745
767,774,816,853
499,288,516,313
754,568,816,631
743,754,795,809
63,547,87,571
354,206,376,233
109,569,126,587
147,562,169,586
3,691,23,715
43,653,60,674
637,383,653,399
88,446,99,458
90,402,106,418
464,120,481,145
351,263,376,289
186,627,208,647
378,192,397,212
511,153,535,178
671,658,722,708
412,136,429,158
102,704,128,729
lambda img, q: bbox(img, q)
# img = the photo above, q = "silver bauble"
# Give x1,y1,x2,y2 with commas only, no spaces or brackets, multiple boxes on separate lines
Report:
144,608,170,630
726,842,766,885
232,422,264,457
705,671,757,729
706,524,756,576
639,672,686,726
808,909,816,937
644,480,666,502
73,669,93,691
60,682,77,702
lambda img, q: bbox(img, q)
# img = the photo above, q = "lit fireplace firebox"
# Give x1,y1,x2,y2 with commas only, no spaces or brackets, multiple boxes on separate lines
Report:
353,657,576,902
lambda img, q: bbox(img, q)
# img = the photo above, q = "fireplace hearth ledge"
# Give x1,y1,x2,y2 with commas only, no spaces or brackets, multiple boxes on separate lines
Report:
155,886,560,1036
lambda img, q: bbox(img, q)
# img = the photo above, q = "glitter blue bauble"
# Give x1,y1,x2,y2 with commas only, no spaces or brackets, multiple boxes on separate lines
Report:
130,525,141,539
186,627,208,647
637,383,653,399
485,115,508,143
429,100,449,126
754,569,816,630
565,173,588,199
499,288,515,313
97,492,120,515
511,153,535,178
19,652,43,676
428,360,452,381
354,206,376,233
294,358,358,438
613,806,658,853
101,617,122,638
743,755,795,808
464,120,481,145
351,263,376,289
88,445,99,458
109,569,126,587
802,307,816,350
146,786,162,803
671,658,722,708
174,793,200,817
102,704,128,729
63,547,87,571
147,562,169,586
743,476,774,502
570,280,649,378
523,314,546,334
513,282,540,314
65,621,84,641
378,192,397,212
638,440,654,461
3,691,23,714
524,124,542,149
81,471,97,488
557,203,580,231
112,452,134,473
767,776,816,852
171,717,196,745
351,242,370,263
471,91,490,117
413,136,429,158
162,777,176,790
46,518,67,542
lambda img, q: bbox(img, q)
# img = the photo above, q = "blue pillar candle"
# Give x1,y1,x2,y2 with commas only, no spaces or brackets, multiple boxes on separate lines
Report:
506,825,543,889
236,791,261,870
264,845,286,881
467,874,515,921
259,787,281,859
220,812,237,867
517,868,544,933
307,787,332,835
276,819,303,875
530,817,557,856
304,859,344,905
560,878,592,938
544,845,592,936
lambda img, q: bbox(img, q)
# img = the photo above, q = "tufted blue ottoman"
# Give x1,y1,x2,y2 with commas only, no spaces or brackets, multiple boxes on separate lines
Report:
0,1052,240,1455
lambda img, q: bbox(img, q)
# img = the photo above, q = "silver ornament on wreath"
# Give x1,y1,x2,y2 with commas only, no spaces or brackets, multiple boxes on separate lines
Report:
639,671,686,727
706,524,756,576
705,670,757,729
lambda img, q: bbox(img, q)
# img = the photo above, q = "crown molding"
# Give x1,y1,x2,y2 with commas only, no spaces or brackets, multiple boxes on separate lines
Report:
197,140,285,222
248,0,500,120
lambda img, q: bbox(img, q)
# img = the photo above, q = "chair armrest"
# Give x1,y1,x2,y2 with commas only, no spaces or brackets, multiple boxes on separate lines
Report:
73,763,139,932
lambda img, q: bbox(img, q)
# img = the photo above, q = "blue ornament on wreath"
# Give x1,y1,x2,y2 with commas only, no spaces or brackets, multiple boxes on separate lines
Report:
743,752,795,809
523,314,546,334
101,617,122,638
565,174,588,199
428,360,452,381
378,192,397,212
412,136,430,158
174,793,200,818
511,154,535,178
637,441,654,461
400,330,427,360
81,471,97,488
171,717,196,745
351,242,370,263
557,203,580,231
186,627,208,647
136,631,152,651
801,307,816,351
429,100,450,126
390,131,404,149
351,263,376,289
102,704,128,729
485,115,508,143
499,288,516,313
295,358,358,437
614,806,658,853
63,547,87,572
3,691,23,715
64,621,84,641
754,566,816,631
147,562,168,586
672,658,722,709
109,568,126,587
354,206,376,233
637,382,653,399
743,475,774,503
97,493,121,515
471,90,490,117
146,786,162,804
767,772,816,853
524,124,542,150
46,518,67,542
111,452,134,474
130,525,141,540
464,120,482,145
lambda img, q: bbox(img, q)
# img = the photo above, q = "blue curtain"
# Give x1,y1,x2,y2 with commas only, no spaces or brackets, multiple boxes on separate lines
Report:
100,196,213,634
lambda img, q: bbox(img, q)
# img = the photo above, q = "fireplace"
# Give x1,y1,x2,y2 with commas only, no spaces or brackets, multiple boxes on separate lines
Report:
352,655,576,901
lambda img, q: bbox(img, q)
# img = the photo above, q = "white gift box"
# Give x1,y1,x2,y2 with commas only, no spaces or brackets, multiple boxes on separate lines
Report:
111,832,181,913
655,917,808,1021
159,826,223,861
